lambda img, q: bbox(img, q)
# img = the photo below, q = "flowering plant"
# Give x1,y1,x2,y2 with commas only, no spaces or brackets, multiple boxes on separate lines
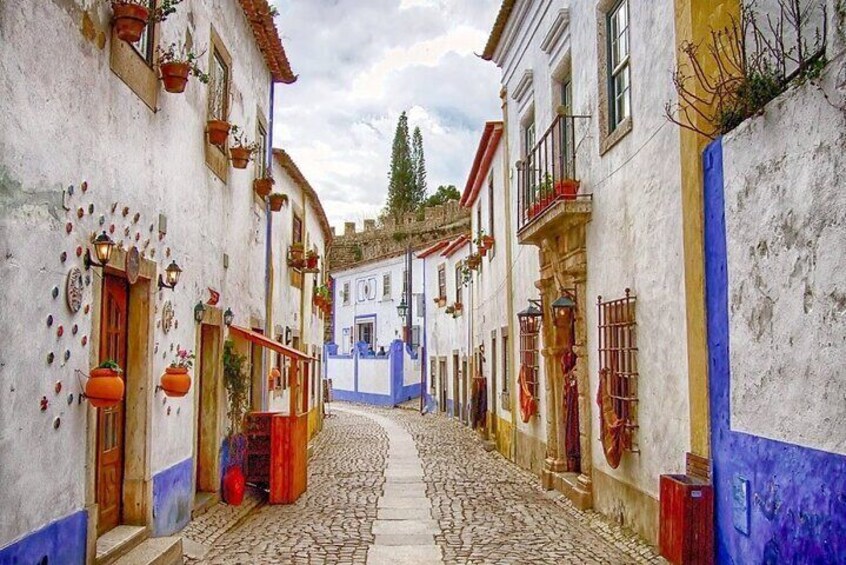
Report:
108,0,184,23
156,42,210,84
170,348,195,370
229,125,260,152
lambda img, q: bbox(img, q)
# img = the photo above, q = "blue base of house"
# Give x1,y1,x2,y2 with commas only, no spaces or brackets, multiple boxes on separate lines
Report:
704,139,846,564
152,457,193,537
0,510,87,565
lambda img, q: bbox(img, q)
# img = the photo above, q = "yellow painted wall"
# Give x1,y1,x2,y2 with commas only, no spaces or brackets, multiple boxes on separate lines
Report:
674,0,741,458
307,407,319,441
493,415,513,461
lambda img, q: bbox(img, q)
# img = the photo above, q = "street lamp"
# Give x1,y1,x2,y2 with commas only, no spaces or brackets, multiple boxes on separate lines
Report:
551,293,576,326
517,301,543,335
84,231,116,270
193,301,206,324
223,307,234,327
397,295,408,319
158,260,182,290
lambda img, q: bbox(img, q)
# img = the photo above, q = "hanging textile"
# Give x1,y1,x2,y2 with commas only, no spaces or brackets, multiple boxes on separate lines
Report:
597,367,625,469
561,350,581,472
471,370,487,430
518,364,537,423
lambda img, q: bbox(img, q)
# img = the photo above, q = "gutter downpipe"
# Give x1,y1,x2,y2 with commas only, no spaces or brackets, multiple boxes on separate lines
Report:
501,87,518,462
263,79,276,412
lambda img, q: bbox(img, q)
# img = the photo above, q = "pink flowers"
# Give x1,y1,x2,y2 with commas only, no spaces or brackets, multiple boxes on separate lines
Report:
171,348,195,369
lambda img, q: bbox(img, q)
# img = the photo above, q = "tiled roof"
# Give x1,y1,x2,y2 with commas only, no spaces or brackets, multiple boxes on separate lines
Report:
239,0,297,84
272,149,332,242
481,0,516,61
441,235,471,258
417,240,451,259
460,121,503,208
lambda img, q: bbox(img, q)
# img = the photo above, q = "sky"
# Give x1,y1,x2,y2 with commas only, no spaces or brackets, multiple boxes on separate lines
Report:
270,0,503,229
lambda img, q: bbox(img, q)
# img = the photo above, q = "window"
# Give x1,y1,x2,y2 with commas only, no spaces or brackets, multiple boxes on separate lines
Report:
132,0,156,64
255,122,268,179
437,265,446,300
402,270,408,294
487,173,495,259
491,331,497,398
607,0,631,131
560,78,572,112
342,282,351,305
108,0,158,110
292,214,303,245
383,273,392,299
597,290,638,454
357,278,376,302
355,319,375,349
523,120,536,158
209,49,230,124
502,328,509,393
454,264,463,304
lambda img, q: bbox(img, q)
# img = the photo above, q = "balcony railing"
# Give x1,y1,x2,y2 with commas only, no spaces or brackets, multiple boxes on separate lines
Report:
517,113,590,234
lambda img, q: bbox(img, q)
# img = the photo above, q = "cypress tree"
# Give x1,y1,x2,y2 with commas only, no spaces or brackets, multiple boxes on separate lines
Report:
411,126,427,207
385,112,415,220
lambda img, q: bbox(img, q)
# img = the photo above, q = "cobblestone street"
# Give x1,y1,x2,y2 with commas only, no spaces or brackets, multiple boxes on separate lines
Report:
190,404,663,564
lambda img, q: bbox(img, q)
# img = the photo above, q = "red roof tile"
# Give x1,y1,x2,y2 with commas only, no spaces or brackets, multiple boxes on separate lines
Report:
239,0,297,84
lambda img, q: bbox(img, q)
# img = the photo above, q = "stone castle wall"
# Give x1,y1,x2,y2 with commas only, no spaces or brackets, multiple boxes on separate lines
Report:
328,200,470,271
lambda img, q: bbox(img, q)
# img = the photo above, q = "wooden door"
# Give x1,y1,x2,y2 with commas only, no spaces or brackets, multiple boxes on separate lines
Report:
462,358,469,425
97,275,128,535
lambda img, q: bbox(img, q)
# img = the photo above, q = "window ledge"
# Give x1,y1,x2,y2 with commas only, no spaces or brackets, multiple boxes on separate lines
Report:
599,116,632,156
109,28,158,111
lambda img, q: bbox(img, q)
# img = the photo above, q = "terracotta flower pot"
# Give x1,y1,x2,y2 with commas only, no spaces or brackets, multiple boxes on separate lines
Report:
268,193,286,211
479,246,488,257
160,62,190,94
253,178,273,198
86,367,125,408
112,3,149,43
160,366,191,397
482,235,494,249
223,466,245,506
206,120,231,147
555,179,581,200
230,146,252,169
306,254,319,270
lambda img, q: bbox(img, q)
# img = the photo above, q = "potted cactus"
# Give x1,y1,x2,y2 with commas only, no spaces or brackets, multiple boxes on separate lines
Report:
229,126,258,169
156,41,209,94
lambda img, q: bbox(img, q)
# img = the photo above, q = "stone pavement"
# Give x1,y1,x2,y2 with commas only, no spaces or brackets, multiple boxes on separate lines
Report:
190,403,664,564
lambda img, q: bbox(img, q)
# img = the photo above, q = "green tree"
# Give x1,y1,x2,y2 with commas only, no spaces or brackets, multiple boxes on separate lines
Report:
411,126,427,206
423,184,461,207
385,112,416,220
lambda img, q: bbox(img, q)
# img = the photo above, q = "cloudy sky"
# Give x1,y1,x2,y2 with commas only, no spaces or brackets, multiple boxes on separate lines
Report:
270,0,502,228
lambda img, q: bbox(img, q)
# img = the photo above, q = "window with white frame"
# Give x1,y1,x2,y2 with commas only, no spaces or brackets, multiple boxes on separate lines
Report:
342,282,350,305
607,0,631,131
383,273,392,299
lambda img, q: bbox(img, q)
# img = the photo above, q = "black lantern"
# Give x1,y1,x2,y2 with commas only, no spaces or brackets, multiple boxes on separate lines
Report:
396,296,408,319
84,231,115,270
193,301,206,324
517,301,543,335
158,260,182,290
551,294,576,326
223,307,234,327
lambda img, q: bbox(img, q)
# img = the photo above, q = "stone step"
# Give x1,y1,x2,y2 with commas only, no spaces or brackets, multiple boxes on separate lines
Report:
113,537,183,565
96,525,148,565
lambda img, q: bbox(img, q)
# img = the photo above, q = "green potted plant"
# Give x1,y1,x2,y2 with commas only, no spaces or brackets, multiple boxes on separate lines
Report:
304,250,319,272
268,192,288,212
156,41,209,94
109,0,183,44
160,348,194,397
254,172,274,198
86,360,125,408
229,125,259,169
222,340,249,506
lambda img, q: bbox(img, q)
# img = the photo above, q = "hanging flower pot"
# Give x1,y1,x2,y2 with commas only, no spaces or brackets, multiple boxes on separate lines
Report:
305,251,319,271
481,235,495,250
160,62,190,93
160,366,191,397
253,177,274,198
555,179,581,200
445,305,455,315
268,193,287,212
207,120,231,147
230,146,252,169
454,302,464,312
222,466,245,506
86,362,125,408
112,2,150,43
288,243,305,268
479,246,488,257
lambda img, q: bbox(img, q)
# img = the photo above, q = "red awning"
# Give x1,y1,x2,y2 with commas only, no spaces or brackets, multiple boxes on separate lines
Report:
229,325,314,361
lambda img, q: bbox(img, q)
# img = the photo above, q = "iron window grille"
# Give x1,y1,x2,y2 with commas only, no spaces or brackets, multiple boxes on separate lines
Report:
597,289,639,452
519,323,540,399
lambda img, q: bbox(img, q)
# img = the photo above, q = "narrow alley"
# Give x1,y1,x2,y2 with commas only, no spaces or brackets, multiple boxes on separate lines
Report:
186,405,662,564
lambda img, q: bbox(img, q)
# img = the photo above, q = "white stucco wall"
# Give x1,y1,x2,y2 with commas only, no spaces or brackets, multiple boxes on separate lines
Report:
357,358,391,395
0,0,275,546
494,0,689,498
326,356,355,393
723,62,846,456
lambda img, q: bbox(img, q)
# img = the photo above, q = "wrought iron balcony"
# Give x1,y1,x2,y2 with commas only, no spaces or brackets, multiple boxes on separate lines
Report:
517,113,591,239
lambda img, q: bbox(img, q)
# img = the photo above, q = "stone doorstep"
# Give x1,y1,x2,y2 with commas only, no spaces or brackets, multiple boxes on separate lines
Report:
95,525,148,565
113,536,182,565
181,538,211,561
366,544,443,565
372,519,440,535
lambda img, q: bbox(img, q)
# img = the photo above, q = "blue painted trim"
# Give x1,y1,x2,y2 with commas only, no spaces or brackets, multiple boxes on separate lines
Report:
0,510,87,565
331,389,397,406
704,139,846,564
152,457,193,537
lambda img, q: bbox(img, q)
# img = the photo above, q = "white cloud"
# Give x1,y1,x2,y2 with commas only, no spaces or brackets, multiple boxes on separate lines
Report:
271,0,502,228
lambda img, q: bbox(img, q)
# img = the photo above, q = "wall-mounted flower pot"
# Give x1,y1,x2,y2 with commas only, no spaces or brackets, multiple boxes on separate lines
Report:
481,235,495,250
454,303,464,312
160,62,190,93
112,3,150,43
230,147,252,169
86,367,125,408
479,246,488,257
207,120,231,147
160,366,191,397
555,179,581,200
253,178,273,198
268,193,287,211
305,253,319,271
445,306,455,315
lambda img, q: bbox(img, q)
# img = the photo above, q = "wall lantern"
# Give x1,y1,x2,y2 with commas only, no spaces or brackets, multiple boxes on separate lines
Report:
396,296,408,319
84,231,116,270
158,260,182,290
193,301,206,324
551,293,576,326
223,307,234,327
517,301,543,335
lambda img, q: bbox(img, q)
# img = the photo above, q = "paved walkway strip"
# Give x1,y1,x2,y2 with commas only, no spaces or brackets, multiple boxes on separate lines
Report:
336,406,444,565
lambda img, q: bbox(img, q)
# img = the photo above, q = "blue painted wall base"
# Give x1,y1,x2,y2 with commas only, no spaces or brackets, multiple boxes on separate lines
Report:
152,457,193,537
0,510,87,565
704,139,846,564
325,340,422,406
